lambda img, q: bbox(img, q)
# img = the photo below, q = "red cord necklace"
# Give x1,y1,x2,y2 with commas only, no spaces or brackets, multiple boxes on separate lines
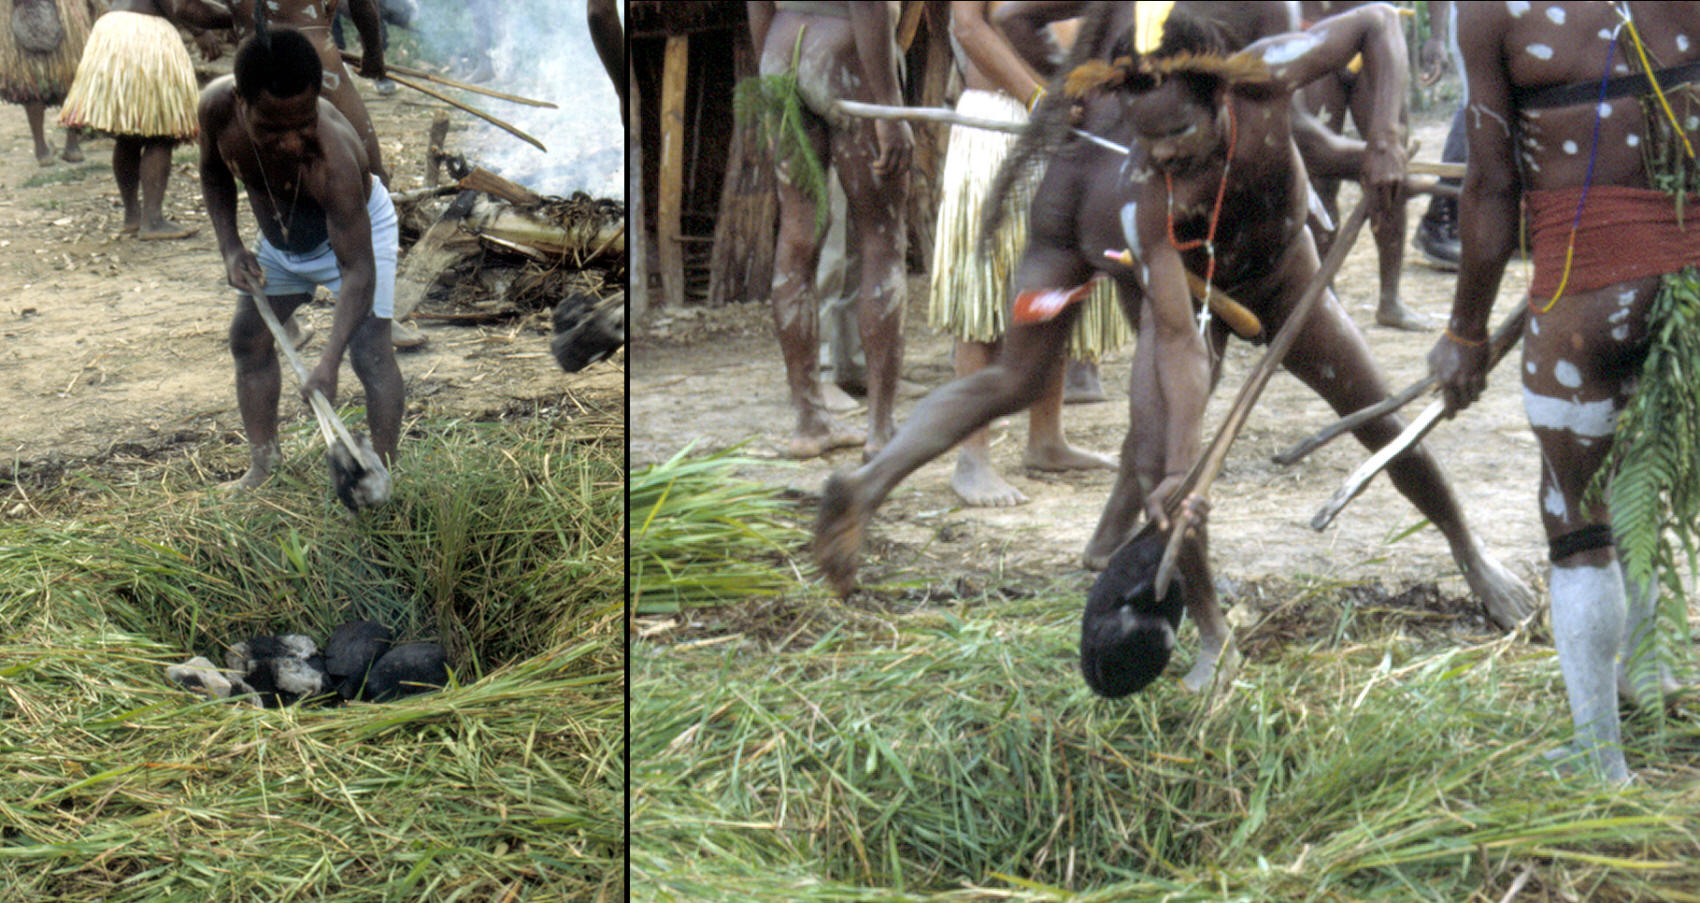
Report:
1164,100,1238,328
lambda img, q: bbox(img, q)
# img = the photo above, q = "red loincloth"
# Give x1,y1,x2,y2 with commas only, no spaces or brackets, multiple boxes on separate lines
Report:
1527,186,1700,299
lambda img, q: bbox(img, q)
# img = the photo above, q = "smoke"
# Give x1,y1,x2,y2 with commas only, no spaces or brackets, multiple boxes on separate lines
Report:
406,0,623,199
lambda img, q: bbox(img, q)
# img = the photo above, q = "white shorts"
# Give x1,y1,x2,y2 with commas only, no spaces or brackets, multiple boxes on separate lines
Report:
248,179,398,319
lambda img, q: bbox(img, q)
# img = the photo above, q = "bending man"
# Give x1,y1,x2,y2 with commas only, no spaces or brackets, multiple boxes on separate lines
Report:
198,26,403,492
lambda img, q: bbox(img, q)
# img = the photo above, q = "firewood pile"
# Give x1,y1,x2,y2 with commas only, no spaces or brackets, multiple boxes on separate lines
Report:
393,130,625,372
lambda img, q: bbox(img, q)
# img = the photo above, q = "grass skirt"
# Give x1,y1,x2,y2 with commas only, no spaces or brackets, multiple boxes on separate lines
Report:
0,0,91,106
58,10,197,139
926,89,1130,360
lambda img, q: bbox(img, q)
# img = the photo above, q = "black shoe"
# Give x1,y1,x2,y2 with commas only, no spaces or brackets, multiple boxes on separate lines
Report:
1413,211,1460,270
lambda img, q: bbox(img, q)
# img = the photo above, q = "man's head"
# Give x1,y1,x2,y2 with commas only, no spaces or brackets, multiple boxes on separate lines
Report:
233,27,323,158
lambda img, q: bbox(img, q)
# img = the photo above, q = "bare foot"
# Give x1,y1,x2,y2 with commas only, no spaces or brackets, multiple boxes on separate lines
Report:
140,220,198,241
1375,304,1434,332
1025,441,1116,472
220,463,273,492
788,421,865,459
819,381,861,413
61,145,83,164
1457,540,1537,631
1181,636,1241,694
950,452,1029,507
34,145,54,167
815,470,869,596
1063,360,1107,405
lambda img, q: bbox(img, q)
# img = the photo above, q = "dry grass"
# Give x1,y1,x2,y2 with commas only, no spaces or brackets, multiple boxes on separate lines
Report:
0,403,625,902
632,467,1700,903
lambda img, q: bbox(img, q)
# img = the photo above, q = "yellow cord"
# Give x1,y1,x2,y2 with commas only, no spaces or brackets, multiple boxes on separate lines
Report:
1622,13,1696,159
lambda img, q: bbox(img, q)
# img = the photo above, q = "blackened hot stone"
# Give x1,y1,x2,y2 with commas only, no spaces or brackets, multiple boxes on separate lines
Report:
325,620,394,699
362,642,448,702
1080,530,1186,698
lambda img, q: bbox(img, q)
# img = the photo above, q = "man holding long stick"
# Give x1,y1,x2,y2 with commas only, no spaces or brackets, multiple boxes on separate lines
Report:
198,26,403,493
1429,3,1700,783
817,2,1534,691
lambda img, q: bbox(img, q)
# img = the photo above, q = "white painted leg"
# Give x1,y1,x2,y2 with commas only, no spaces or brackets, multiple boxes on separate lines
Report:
1549,561,1631,784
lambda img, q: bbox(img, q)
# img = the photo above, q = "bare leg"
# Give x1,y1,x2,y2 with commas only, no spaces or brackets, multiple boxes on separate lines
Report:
1177,524,1238,693
24,103,52,164
832,117,906,458
138,139,195,240
773,159,864,459
817,311,1078,594
1285,291,1534,629
949,338,1028,507
62,126,82,163
113,136,141,233
1024,352,1115,471
228,293,312,488
347,316,404,463
1549,552,1631,783
1064,359,1107,403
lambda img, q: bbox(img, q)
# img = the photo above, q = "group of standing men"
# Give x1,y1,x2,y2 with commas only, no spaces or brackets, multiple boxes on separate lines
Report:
747,0,1699,784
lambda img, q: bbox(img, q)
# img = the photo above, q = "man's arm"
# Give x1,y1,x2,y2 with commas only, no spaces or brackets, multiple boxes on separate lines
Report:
1419,1,1452,85
345,0,385,79
845,2,911,178
952,1,1044,106
992,0,1088,74
1242,3,1409,204
305,151,378,403
1429,6,1518,414
197,85,262,295
1137,202,1209,530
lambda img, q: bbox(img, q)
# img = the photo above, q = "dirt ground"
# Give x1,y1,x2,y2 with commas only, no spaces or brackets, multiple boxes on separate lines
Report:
631,110,1555,613
0,56,622,499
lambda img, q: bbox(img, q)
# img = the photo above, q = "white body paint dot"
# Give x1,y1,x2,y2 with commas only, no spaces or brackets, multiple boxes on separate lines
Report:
1563,140,1579,154
1546,7,1565,24
1627,133,1640,147
1528,43,1555,60
1263,34,1323,65
1554,360,1582,388
1507,1,1530,16
1679,35,1692,52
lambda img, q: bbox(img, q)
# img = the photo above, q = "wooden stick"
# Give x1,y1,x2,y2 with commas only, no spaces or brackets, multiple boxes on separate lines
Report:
1310,398,1446,530
1408,160,1466,179
339,52,558,107
245,280,386,482
386,73,548,152
1309,309,1530,529
1150,196,1373,596
836,99,1026,135
1273,306,1527,465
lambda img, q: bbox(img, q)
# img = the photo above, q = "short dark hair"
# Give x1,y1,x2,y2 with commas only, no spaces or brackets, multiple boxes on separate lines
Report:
234,27,323,102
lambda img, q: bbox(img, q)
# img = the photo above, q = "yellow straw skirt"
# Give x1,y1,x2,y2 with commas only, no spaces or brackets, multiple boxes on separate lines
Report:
0,0,92,106
926,88,1131,360
58,10,197,139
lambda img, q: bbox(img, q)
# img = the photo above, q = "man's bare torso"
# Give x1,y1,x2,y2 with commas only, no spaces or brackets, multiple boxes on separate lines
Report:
1471,3,1700,192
